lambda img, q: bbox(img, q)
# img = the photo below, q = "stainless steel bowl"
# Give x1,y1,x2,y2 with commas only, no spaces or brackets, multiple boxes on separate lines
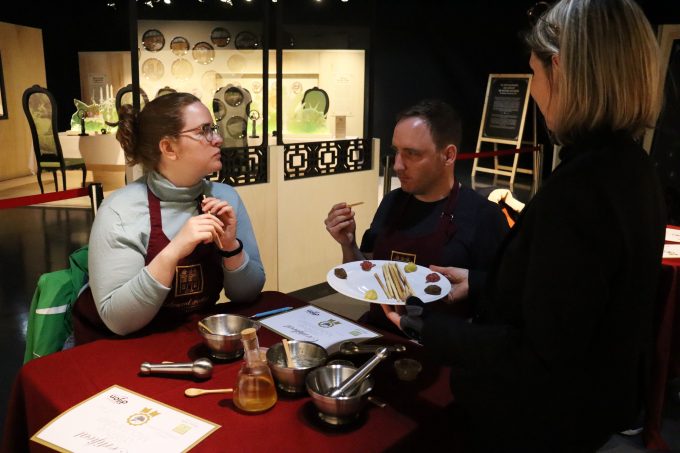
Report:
266,341,328,393
305,364,374,425
198,314,260,359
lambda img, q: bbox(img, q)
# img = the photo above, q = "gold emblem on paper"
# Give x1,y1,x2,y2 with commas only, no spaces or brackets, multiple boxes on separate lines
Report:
127,407,160,426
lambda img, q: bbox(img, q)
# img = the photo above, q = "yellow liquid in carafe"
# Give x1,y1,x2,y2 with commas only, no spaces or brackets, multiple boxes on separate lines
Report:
233,367,277,413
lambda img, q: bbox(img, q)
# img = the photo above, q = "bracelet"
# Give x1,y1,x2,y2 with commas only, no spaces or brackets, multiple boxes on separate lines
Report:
217,238,243,258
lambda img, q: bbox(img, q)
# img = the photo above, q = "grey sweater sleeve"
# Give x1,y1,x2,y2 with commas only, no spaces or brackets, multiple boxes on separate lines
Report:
88,196,171,335
219,188,266,302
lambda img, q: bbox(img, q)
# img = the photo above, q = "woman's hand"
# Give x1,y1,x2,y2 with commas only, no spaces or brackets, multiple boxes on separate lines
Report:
202,196,244,269
201,196,238,251
429,265,469,303
168,213,225,261
148,213,225,287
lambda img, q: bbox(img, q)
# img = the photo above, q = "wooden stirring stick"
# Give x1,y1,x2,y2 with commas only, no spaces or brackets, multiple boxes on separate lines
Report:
202,195,224,250
282,339,294,368
198,321,215,335
184,388,233,397
347,201,364,208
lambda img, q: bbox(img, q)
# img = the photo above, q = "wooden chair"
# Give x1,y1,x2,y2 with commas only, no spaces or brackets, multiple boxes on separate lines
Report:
22,85,86,193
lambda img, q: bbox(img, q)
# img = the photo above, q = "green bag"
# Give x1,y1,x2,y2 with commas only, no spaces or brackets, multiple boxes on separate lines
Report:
23,245,89,363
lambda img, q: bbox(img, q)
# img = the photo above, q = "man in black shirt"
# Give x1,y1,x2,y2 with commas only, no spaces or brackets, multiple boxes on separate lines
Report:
324,99,509,332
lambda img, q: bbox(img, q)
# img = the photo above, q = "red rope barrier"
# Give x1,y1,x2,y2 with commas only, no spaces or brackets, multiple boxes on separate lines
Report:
458,146,540,161
0,187,90,210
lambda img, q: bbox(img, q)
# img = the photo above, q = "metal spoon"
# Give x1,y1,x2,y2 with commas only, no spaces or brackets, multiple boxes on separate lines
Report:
184,388,233,397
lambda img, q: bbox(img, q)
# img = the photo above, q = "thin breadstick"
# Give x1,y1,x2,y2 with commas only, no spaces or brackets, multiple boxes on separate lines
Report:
347,202,364,208
397,265,415,297
388,263,405,301
382,265,396,299
382,265,395,299
202,194,225,250
394,264,407,300
374,273,389,299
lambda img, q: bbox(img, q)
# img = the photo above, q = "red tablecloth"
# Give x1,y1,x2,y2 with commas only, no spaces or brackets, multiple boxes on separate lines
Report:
644,225,680,450
2,291,460,453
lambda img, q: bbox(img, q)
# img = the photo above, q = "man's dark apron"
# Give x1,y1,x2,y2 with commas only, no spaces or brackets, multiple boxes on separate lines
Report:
72,188,223,345
365,183,462,332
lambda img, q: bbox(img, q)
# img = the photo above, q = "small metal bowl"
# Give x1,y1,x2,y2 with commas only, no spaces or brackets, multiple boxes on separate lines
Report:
198,314,260,360
266,341,328,393
305,364,374,425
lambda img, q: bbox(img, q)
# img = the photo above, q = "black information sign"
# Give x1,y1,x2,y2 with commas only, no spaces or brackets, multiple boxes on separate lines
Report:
482,77,529,140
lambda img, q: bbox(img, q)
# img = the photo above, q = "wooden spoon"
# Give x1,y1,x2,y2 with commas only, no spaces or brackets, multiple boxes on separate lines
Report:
282,339,294,368
198,321,215,335
184,388,233,397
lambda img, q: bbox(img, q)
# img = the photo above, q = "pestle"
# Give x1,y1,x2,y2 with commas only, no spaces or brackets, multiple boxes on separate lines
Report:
329,347,389,398
140,358,213,379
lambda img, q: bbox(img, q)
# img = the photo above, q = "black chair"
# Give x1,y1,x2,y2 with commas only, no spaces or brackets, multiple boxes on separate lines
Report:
22,85,86,194
114,84,149,112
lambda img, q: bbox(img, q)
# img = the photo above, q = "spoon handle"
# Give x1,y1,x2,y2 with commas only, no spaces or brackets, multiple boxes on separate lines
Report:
200,388,233,394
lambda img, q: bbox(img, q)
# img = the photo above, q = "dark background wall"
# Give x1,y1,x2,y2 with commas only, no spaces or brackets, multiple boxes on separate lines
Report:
1,0,679,212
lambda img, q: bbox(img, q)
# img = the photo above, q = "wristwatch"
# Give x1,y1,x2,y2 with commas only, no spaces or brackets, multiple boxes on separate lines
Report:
217,238,243,258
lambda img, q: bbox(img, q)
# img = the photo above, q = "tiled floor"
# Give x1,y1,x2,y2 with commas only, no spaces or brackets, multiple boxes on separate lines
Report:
1,162,678,451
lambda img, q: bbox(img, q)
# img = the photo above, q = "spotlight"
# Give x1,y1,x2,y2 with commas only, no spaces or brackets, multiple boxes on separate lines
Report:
163,0,171,4
106,1,116,8
145,0,154,7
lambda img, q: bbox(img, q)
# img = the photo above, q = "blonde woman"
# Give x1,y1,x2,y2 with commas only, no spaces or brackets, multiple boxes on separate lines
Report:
392,0,667,450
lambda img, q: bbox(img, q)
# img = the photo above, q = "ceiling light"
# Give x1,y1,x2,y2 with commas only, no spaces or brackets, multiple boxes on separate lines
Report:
163,0,171,3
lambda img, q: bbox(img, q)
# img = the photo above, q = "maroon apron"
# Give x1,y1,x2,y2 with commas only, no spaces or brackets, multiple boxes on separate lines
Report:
366,183,466,331
73,188,224,345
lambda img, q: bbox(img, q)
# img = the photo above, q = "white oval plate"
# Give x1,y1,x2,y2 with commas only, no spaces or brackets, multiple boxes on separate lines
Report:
326,260,451,305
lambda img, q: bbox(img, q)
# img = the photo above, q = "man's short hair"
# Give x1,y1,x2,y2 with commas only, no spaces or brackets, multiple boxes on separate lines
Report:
396,99,462,150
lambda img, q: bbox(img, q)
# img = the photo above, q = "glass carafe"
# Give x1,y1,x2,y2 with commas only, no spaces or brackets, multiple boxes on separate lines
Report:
233,327,277,413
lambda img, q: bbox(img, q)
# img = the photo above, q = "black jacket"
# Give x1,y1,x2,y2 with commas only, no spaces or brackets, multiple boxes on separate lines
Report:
423,132,666,452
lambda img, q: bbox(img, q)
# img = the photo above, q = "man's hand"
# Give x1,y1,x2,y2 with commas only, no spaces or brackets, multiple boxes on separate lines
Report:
429,265,469,303
324,202,357,247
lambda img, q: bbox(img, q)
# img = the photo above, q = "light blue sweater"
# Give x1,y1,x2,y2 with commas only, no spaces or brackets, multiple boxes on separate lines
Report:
88,171,265,335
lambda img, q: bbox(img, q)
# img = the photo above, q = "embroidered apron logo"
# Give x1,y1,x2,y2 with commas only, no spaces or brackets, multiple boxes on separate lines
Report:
390,251,416,264
175,264,204,297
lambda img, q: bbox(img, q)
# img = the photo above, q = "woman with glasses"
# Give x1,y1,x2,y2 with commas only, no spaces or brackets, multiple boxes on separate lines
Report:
391,0,666,450
72,92,265,343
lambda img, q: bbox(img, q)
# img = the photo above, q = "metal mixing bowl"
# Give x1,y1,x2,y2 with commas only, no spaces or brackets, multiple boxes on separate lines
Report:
198,314,260,359
305,364,374,425
266,341,328,393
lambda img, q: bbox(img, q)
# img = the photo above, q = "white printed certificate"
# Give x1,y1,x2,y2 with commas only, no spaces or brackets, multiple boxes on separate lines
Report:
666,227,680,243
32,385,219,453
259,305,380,353
663,243,680,259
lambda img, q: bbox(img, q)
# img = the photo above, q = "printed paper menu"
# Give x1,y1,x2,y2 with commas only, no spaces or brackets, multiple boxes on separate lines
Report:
663,243,680,259
32,385,219,453
259,305,380,353
666,228,680,243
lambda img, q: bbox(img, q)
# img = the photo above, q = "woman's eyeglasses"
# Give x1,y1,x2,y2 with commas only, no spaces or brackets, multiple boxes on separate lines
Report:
527,1,559,33
178,123,221,143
